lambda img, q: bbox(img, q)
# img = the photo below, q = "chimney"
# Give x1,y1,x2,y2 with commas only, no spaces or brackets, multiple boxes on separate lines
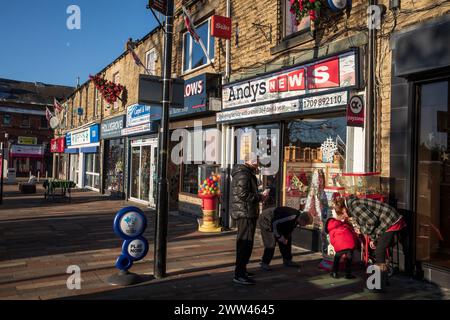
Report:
126,38,134,51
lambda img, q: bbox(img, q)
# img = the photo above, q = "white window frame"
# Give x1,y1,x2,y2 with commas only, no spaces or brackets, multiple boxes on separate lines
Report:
112,72,120,110
84,153,100,192
182,18,214,73
145,48,157,75
283,0,311,39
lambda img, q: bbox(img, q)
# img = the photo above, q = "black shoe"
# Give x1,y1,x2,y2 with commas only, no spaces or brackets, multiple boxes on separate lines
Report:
233,276,256,285
246,272,255,278
330,272,339,279
345,274,356,279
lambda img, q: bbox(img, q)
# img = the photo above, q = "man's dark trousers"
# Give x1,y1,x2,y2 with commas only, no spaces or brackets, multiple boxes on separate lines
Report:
235,218,257,278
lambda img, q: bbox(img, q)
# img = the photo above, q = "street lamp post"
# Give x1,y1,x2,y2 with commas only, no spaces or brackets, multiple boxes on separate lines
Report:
154,0,174,279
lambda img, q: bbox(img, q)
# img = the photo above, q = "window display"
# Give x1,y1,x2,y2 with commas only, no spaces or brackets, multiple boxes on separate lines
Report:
282,117,347,229
104,139,125,197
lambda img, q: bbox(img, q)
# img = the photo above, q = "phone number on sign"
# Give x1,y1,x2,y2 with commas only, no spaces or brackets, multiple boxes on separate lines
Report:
301,92,348,110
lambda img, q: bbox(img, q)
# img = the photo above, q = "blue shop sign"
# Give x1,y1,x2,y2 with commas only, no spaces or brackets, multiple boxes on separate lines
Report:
66,124,100,147
170,73,221,118
122,104,160,136
126,104,151,127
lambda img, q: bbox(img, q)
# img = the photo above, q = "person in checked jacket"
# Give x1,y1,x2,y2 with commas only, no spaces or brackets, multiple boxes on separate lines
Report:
334,195,407,274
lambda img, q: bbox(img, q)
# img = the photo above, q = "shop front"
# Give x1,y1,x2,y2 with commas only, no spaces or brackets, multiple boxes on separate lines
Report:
169,73,222,216
9,143,45,177
122,103,159,207
101,115,126,199
390,16,450,287
218,49,366,251
65,124,100,191
50,137,67,180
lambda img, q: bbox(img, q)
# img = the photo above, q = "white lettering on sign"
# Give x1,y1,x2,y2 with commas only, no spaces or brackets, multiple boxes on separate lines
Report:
184,80,204,97
222,51,356,109
216,22,230,31
312,66,330,84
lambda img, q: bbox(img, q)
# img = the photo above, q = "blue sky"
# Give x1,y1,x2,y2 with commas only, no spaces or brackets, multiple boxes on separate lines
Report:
0,0,159,87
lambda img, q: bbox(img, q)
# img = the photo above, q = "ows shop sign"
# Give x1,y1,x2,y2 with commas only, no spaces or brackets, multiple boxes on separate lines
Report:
170,73,221,118
222,50,358,110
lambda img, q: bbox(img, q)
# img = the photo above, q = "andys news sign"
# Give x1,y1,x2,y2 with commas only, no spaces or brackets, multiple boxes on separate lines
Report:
222,50,359,110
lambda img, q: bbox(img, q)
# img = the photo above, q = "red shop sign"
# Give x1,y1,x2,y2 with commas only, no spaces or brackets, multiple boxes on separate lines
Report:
211,15,232,40
347,95,365,127
50,138,65,153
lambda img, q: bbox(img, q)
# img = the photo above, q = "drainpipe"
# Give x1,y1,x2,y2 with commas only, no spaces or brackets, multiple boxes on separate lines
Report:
219,0,232,230
366,0,377,172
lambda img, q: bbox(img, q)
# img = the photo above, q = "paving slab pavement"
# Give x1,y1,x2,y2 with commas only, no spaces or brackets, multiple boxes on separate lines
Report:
0,183,449,300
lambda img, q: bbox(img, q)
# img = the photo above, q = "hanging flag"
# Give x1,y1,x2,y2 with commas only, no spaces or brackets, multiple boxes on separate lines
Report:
182,6,200,43
127,42,150,75
45,107,53,121
54,97,63,113
182,6,211,65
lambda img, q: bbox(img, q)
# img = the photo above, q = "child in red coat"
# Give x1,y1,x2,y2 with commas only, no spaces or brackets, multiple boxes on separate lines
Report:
325,198,359,279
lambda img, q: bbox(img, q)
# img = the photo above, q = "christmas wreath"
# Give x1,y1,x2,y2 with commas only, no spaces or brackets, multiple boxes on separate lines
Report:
89,74,124,106
290,0,322,25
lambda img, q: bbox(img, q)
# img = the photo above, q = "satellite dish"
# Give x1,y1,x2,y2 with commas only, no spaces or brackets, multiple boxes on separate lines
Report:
50,117,60,129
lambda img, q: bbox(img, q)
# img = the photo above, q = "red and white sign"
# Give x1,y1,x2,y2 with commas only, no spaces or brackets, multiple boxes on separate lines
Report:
222,51,357,109
346,95,365,127
50,138,65,153
184,79,204,97
211,15,232,40
10,145,44,158
306,58,340,89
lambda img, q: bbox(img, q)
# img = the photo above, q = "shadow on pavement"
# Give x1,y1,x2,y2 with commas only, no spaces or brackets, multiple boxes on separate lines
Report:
0,212,198,261
61,257,447,300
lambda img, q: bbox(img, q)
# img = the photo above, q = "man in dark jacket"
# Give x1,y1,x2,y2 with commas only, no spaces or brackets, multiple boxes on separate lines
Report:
258,207,312,271
230,158,267,285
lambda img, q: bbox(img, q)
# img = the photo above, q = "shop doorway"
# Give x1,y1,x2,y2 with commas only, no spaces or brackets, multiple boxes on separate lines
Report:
234,123,281,211
129,138,158,207
415,79,450,269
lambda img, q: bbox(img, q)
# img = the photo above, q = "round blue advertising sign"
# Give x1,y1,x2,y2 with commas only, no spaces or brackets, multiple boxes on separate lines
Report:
328,0,352,12
113,206,147,240
121,236,149,262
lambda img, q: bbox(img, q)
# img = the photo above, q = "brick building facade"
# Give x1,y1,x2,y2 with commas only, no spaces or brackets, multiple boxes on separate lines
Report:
53,0,450,287
0,78,73,178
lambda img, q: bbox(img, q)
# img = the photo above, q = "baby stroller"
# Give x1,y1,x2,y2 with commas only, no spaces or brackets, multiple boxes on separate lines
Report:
360,234,398,277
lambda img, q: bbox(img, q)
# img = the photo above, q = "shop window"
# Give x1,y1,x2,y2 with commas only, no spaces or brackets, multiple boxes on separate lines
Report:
183,18,215,73
283,116,347,230
21,115,30,127
283,0,311,39
3,114,11,126
146,48,157,75
85,153,100,190
180,128,218,194
415,80,450,269
40,116,48,128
